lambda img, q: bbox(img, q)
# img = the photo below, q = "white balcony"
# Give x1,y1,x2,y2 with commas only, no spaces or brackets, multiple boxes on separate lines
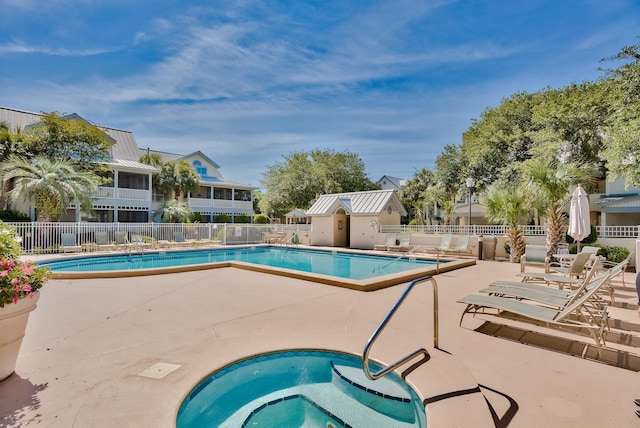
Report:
96,187,150,201
189,198,252,210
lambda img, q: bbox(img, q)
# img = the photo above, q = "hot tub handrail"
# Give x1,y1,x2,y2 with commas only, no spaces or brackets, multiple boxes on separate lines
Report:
362,275,438,380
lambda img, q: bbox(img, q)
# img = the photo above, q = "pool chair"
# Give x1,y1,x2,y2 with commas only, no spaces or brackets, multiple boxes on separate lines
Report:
597,252,633,289
114,231,129,250
95,231,116,251
388,233,413,252
520,244,551,274
480,256,629,310
422,234,453,254
458,271,612,357
173,232,190,247
548,251,595,278
130,234,148,251
442,234,471,256
271,232,290,245
483,257,602,304
60,233,82,253
374,233,397,251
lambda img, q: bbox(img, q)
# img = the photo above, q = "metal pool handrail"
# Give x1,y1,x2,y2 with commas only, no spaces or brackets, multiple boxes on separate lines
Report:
362,275,439,380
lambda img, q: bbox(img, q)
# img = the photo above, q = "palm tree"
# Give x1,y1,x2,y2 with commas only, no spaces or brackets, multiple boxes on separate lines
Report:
1,155,99,222
523,159,598,256
483,184,536,262
156,160,200,201
154,199,192,223
400,168,435,224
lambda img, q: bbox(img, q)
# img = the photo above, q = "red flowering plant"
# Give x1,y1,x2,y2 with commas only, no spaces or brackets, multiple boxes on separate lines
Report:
0,222,50,308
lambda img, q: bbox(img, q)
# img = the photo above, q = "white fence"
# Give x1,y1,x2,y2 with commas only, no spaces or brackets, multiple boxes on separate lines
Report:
379,224,640,239
3,221,636,254
4,222,311,254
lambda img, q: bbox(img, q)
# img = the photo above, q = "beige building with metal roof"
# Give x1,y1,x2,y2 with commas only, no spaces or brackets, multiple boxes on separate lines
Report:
307,189,406,249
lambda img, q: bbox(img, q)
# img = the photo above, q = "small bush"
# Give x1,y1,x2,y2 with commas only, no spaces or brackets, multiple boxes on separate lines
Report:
235,215,251,223
566,225,597,244
254,214,270,224
0,210,31,221
214,214,231,223
597,245,630,264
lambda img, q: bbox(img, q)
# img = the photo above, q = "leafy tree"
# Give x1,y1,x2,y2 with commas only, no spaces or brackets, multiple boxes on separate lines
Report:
1,155,99,222
600,40,640,188
529,82,611,169
400,168,435,224
523,159,598,256
19,112,114,171
462,92,540,189
261,149,377,216
483,184,537,262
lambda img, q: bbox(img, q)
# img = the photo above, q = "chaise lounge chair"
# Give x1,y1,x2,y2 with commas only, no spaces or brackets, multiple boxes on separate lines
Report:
60,233,82,253
423,234,453,254
442,234,471,256
388,233,413,252
520,244,551,275
95,231,116,251
458,271,612,356
519,252,595,284
374,233,397,251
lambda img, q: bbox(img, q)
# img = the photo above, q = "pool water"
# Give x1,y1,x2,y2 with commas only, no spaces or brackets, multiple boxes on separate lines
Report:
41,246,436,280
176,349,426,427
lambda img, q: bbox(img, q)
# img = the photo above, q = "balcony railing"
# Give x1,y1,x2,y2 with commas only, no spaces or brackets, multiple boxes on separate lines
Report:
380,224,640,238
95,186,150,201
188,197,252,210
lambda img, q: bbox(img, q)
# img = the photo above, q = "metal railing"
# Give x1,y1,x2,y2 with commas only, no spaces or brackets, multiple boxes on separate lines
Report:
362,276,438,380
381,224,640,238
3,222,311,254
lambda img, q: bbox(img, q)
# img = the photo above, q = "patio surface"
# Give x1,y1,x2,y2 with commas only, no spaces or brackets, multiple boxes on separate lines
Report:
1,253,639,427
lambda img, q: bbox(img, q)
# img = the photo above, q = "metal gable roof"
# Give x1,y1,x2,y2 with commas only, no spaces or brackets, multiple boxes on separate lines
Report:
306,190,407,216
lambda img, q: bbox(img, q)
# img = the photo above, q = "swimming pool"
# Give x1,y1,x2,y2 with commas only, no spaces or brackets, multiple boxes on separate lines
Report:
41,246,473,291
176,349,426,427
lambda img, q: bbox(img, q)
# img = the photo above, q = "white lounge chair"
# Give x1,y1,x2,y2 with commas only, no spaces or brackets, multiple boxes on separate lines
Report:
442,234,471,256
520,245,551,275
388,233,412,252
60,233,82,253
423,234,453,254
458,271,612,357
374,233,397,251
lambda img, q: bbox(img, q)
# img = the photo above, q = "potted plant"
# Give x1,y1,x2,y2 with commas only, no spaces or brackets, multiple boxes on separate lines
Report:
0,221,50,381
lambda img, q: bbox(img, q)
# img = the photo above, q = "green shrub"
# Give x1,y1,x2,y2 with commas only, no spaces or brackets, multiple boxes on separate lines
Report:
0,210,31,221
597,245,630,263
214,214,231,223
565,225,597,245
254,213,270,224
235,215,251,223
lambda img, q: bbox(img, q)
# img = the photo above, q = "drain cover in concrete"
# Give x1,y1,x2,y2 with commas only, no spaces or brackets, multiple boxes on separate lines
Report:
138,363,181,379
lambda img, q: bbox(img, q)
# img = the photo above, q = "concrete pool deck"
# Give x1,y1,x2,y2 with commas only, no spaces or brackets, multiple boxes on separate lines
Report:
1,254,639,427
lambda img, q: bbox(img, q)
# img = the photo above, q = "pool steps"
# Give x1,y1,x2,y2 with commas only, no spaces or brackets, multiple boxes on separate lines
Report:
222,377,423,427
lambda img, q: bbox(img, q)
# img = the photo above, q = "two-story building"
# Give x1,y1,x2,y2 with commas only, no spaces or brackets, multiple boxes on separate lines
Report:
0,106,254,222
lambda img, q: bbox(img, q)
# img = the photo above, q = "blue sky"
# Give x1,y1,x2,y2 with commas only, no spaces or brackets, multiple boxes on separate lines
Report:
1,1,639,188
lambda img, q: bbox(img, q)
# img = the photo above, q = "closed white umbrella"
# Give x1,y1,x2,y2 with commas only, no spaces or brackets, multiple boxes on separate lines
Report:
568,185,590,252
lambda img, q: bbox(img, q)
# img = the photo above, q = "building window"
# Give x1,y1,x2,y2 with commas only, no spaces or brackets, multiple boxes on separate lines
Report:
214,187,232,200
118,172,149,190
192,160,207,176
234,189,251,201
192,186,211,199
118,210,149,222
